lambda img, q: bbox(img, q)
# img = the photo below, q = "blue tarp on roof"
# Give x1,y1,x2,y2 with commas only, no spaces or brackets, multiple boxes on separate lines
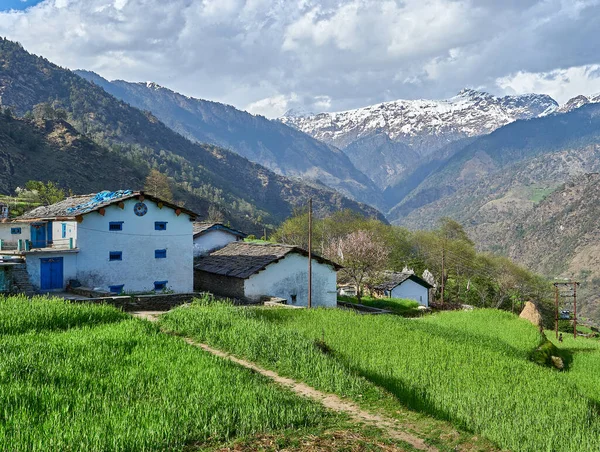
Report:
66,190,133,215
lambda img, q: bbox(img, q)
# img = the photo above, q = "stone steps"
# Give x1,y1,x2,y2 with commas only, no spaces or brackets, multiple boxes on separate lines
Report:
11,265,36,296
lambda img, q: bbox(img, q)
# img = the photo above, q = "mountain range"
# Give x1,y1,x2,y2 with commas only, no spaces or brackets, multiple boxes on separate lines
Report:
0,38,383,234
281,89,558,189
73,70,383,209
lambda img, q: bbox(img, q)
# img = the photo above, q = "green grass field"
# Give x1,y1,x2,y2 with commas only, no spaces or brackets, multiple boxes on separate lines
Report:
0,296,334,451
161,300,600,452
338,294,422,316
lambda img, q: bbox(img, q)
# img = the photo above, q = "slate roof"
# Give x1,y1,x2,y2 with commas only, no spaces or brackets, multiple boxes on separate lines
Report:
193,222,247,239
17,190,198,221
195,241,341,279
374,272,433,291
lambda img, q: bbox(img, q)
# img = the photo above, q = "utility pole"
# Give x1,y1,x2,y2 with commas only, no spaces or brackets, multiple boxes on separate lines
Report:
554,284,559,339
573,281,578,339
440,247,445,304
308,198,312,309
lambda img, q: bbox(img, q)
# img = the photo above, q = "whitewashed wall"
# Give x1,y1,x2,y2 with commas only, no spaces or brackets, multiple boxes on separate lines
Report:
391,279,429,307
244,253,337,307
51,221,77,247
0,222,31,245
26,251,78,291
75,198,193,293
193,230,239,257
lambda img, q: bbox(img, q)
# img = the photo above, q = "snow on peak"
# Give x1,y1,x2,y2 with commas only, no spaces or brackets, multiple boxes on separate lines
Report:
280,91,558,152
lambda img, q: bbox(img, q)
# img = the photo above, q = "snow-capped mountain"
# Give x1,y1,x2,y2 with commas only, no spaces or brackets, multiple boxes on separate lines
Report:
281,89,558,153
280,89,558,189
557,93,600,113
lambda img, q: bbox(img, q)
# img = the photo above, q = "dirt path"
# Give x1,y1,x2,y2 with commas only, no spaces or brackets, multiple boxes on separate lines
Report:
131,311,437,452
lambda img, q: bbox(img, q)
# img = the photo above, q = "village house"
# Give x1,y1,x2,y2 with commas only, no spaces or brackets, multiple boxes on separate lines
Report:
373,272,433,307
194,241,341,307
0,190,196,294
193,222,246,257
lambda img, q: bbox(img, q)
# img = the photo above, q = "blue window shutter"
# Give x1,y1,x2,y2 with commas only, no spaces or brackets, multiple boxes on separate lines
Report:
61,223,67,238
109,251,122,261
155,249,167,259
109,222,124,231
10,227,21,235
154,280,168,291
155,222,167,231
109,284,124,294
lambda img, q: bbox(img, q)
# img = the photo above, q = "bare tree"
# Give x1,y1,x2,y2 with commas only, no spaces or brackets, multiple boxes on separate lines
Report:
325,230,389,303
144,169,173,202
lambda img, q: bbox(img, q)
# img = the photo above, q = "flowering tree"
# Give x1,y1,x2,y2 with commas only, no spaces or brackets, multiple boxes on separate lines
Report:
326,230,389,303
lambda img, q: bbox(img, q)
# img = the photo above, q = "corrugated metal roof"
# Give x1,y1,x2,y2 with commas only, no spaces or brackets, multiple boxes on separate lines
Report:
195,241,341,279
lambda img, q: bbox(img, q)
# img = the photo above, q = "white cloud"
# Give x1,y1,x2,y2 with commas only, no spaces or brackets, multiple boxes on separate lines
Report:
497,65,600,103
0,0,598,117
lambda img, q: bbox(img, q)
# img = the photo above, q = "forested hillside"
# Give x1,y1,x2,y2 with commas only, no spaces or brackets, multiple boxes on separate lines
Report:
73,70,383,208
0,38,383,231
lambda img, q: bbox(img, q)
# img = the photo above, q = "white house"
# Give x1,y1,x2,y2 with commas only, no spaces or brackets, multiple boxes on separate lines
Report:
2,190,196,294
193,222,246,257
194,242,341,307
374,272,433,307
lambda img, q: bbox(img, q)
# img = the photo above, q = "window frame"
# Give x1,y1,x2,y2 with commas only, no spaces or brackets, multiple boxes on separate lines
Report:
109,251,123,261
10,227,21,235
108,284,124,294
154,221,168,231
154,280,168,291
109,221,124,232
155,249,167,259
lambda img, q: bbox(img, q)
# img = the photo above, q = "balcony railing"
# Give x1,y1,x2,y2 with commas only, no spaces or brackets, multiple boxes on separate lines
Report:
0,238,77,252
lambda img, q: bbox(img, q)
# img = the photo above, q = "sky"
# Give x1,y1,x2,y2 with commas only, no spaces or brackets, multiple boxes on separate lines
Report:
0,0,599,118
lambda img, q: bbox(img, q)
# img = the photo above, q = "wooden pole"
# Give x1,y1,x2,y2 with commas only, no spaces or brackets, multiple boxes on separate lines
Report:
573,282,578,339
554,283,559,339
308,198,312,309
440,247,445,304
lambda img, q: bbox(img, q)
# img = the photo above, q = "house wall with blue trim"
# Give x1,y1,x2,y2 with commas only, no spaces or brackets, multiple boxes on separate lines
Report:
75,198,193,293
193,229,240,257
0,223,31,244
26,252,78,292
244,253,337,308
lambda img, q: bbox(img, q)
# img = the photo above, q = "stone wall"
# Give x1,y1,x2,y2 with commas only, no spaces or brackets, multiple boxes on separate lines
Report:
70,292,198,311
194,270,245,300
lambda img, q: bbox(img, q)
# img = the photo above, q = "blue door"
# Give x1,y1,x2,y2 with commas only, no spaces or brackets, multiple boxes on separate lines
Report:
31,223,47,248
40,257,63,290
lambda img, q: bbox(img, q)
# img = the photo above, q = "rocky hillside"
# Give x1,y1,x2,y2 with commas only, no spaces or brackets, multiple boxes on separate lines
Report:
74,70,382,208
389,103,600,225
0,38,384,230
281,89,558,189
503,173,600,321
557,93,600,113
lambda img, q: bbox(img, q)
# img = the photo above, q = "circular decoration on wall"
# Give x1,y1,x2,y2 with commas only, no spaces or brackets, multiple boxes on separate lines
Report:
133,202,148,217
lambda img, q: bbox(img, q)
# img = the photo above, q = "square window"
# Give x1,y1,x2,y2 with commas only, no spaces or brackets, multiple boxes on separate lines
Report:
109,251,122,261
109,222,124,231
155,249,167,259
155,222,167,231
10,227,21,235
109,284,124,294
154,280,168,291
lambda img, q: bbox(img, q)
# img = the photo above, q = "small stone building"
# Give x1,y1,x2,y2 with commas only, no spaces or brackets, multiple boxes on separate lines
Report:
193,222,246,257
195,242,341,307
373,272,433,307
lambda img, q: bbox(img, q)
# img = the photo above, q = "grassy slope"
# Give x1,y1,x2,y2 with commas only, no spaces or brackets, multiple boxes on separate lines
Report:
161,302,600,452
0,296,335,451
338,295,421,316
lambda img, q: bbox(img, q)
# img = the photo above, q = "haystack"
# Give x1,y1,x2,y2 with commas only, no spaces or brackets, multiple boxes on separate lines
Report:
520,301,543,326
